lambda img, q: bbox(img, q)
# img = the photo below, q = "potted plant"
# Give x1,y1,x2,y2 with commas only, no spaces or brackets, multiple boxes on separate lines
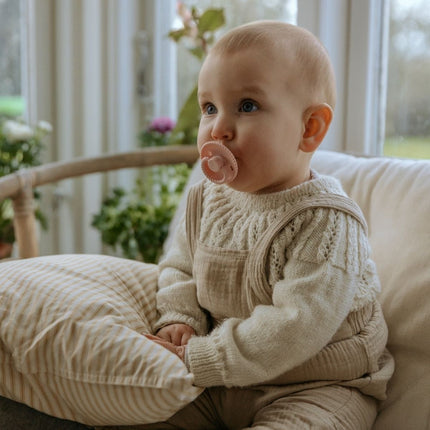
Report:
92,118,191,263
0,118,51,258
92,4,225,263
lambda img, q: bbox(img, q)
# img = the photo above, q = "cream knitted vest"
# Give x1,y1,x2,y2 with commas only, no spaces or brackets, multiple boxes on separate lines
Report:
157,174,386,389
185,175,380,313
187,179,370,318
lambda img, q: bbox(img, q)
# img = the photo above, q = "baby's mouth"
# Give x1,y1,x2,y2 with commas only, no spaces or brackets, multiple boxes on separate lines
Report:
200,141,238,184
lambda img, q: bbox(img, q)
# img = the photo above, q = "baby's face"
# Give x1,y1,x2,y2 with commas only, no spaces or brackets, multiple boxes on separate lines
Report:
197,48,312,194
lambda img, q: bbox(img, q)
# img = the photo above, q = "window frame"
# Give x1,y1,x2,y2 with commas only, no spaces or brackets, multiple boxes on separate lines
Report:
25,0,391,159
298,0,389,155
23,0,144,255
22,0,391,255
159,0,390,155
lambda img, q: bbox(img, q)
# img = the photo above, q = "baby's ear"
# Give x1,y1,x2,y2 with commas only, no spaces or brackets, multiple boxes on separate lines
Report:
300,103,333,153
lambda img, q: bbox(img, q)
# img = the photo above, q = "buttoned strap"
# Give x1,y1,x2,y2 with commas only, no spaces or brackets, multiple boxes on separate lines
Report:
185,181,205,259
247,194,368,306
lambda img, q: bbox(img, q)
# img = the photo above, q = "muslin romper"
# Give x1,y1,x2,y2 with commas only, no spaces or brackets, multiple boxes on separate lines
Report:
134,181,394,430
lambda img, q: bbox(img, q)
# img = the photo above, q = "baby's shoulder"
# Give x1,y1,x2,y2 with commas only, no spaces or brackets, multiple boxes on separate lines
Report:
285,203,370,269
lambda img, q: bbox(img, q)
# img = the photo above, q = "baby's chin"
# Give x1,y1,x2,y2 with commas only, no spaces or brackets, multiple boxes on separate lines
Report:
223,179,268,194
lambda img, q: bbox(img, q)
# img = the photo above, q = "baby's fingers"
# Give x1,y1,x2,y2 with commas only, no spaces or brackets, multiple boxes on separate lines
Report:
143,334,162,341
155,326,174,343
180,330,194,346
143,335,185,360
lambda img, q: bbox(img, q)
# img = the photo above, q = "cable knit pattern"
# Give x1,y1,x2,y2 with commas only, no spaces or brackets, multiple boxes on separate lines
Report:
198,176,379,310
199,175,338,249
156,172,384,388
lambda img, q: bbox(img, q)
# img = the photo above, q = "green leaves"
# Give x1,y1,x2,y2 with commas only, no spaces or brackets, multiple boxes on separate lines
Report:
93,5,227,262
198,8,225,33
167,5,226,145
168,28,188,43
171,85,200,145
0,120,49,245
0,200,14,243
168,7,225,59
92,164,191,263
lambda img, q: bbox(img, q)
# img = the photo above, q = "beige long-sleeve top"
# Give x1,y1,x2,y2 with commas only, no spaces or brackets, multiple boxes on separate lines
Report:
155,173,381,388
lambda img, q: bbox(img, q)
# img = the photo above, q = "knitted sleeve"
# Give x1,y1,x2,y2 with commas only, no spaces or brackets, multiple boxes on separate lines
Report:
154,217,209,335
186,208,375,387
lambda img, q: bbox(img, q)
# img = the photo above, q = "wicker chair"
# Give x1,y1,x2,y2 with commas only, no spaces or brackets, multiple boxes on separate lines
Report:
0,145,198,259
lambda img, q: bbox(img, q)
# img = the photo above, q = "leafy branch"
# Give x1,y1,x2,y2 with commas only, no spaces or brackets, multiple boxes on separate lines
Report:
168,4,225,145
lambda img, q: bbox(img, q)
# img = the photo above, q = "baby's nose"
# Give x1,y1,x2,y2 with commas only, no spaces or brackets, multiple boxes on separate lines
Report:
212,129,233,141
211,116,234,141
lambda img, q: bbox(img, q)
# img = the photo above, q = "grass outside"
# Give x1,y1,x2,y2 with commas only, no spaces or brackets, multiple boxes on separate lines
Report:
0,96,25,117
384,136,430,160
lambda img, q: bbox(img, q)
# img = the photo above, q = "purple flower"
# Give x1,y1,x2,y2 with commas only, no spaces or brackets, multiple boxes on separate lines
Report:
148,117,176,134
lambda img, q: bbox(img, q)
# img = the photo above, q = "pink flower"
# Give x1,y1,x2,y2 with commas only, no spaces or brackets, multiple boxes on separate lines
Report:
177,2,192,25
148,117,176,134
177,2,198,39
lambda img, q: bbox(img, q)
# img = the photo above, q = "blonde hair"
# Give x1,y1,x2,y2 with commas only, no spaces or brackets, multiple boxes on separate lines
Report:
209,21,336,109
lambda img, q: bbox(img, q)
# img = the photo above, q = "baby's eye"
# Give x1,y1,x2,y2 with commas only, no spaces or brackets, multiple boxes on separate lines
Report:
239,100,258,113
203,104,217,115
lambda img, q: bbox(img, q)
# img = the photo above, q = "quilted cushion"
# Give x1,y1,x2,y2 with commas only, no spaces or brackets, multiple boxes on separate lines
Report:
0,254,202,426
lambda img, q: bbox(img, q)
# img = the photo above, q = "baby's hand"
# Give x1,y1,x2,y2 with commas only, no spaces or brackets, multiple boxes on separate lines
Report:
156,323,195,346
144,334,186,361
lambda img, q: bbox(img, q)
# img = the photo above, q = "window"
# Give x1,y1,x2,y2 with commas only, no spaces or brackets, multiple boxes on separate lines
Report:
14,1,426,256
175,0,297,111
169,1,430,159
0,0,25,118
384,0,430,159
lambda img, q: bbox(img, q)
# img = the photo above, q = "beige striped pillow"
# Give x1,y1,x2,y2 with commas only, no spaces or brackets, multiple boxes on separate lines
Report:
0,254,202,426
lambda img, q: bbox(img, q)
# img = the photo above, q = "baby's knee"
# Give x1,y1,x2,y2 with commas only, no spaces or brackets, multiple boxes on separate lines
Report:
250,385,377,430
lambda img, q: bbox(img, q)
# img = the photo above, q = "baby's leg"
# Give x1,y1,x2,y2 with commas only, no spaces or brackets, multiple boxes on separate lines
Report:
247,385,377,430
124,389,224,430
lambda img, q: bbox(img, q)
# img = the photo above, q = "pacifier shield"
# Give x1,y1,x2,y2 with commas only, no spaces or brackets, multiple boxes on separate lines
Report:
200,141,238,184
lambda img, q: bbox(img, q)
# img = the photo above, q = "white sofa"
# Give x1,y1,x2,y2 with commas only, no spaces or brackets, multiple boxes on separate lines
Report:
0,150,429,429
174,149,430,430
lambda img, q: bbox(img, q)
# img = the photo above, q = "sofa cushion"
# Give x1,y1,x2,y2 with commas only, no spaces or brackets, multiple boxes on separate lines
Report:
311,151,430,430
0,254,202,426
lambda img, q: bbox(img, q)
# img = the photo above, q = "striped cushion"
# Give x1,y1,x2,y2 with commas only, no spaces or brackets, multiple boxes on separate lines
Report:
0,254,202,426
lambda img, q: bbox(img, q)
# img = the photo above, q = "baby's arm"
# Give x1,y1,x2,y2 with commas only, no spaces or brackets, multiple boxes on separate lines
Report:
185,210,373,387
154,218,209,336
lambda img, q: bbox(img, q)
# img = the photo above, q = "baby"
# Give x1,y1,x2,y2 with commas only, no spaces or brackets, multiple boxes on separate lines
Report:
144,20,393,430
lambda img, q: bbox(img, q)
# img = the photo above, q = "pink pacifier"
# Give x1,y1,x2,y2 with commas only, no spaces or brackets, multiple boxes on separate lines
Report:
200,141,238,184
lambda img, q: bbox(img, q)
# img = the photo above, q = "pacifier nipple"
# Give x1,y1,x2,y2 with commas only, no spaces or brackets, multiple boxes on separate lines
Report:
207,155,224,172
200,141,238,184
